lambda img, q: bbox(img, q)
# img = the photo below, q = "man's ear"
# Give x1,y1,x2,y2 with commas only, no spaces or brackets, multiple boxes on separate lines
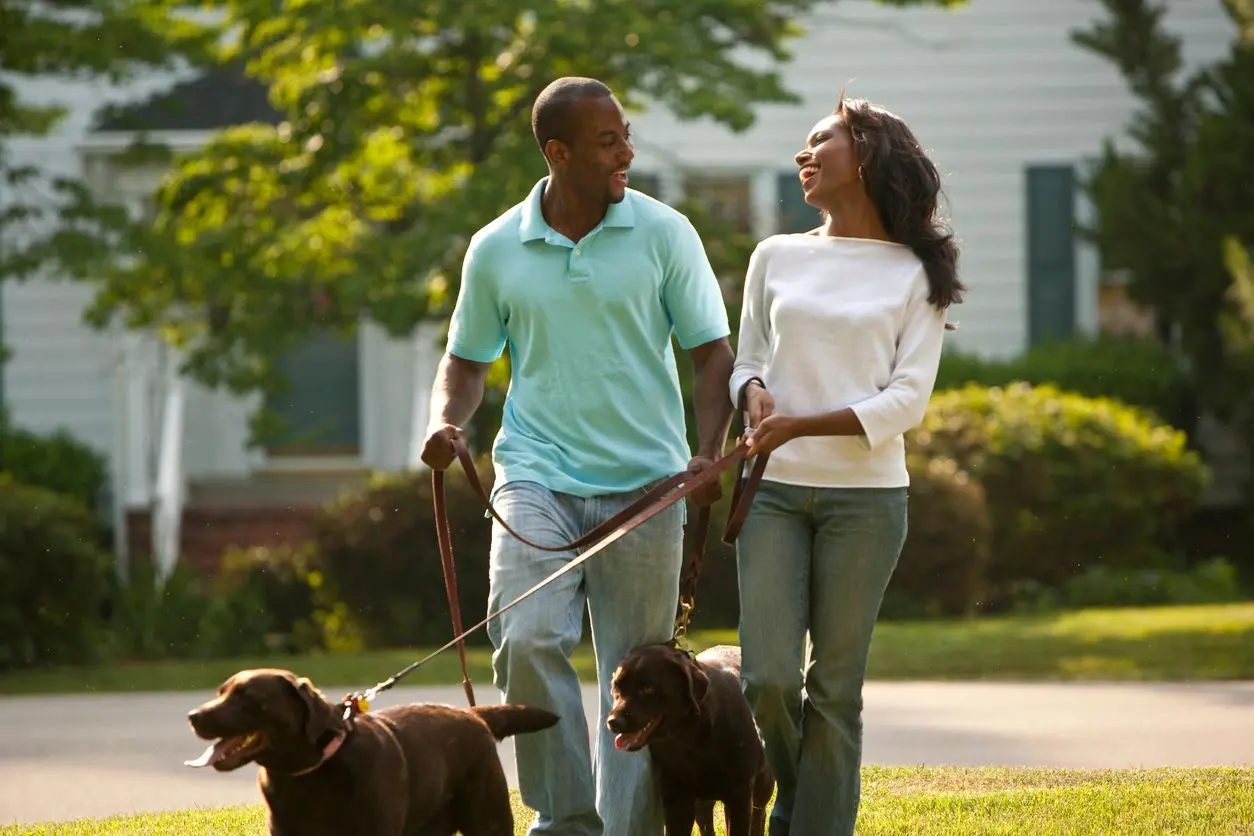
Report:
544,138,570,167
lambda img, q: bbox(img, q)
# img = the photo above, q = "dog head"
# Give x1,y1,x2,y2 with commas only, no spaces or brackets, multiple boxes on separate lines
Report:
606,643,710,752
186,668,346,773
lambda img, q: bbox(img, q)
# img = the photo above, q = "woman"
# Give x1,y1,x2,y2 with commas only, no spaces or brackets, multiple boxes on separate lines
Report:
729,94,965,836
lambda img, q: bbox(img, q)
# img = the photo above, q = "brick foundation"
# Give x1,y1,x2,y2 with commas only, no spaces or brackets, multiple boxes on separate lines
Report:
126,505,321,575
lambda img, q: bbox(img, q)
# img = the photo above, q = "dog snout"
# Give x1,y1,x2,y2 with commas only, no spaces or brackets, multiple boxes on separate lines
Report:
606,706,631,733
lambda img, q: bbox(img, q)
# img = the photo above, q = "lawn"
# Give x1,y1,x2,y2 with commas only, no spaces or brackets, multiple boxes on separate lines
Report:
5,767,1252,834
2,602,1251,696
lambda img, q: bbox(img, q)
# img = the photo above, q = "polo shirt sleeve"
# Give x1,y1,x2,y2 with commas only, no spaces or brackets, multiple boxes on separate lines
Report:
661,217,731,350
446,236,507,363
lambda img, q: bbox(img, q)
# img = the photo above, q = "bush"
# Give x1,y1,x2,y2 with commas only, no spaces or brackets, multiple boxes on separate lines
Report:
313,458,498,649
908,383,1210,606
216,542,364,653
0,475,113,671
0,412,109,514
103,561,273,660
1012,556,1244,613
885,455,994,618
935,334,1198,433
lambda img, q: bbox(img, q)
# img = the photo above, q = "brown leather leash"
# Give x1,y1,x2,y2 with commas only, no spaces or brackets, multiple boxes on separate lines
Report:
342,438,767,716
339,386,771,717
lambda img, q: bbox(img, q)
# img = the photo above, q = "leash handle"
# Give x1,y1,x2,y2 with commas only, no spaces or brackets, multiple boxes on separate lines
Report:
433,466,476,707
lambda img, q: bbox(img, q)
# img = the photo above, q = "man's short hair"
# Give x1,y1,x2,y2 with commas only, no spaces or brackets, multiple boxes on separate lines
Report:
531,77,613,153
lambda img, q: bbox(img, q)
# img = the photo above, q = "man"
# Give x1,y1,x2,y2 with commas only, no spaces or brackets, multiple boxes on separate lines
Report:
420,76,735,835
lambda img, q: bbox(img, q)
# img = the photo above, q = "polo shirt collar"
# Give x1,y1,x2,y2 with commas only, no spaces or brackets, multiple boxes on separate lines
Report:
518,176,636,244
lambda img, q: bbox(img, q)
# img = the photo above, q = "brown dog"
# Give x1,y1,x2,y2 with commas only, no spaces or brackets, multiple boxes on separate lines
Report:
186,668,559,836
608,644,774,836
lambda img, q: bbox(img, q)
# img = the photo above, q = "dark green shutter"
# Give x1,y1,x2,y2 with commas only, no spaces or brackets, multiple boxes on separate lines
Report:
1026,165,1077,346
631,172,661,199
777,172,816,233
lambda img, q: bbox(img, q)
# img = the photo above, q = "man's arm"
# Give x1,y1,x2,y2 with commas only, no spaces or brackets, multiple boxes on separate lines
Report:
688,337,735,461
420,352,492,470
428,352,492,430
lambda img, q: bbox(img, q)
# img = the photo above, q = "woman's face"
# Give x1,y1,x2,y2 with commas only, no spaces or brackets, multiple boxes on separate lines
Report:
794,114,862,209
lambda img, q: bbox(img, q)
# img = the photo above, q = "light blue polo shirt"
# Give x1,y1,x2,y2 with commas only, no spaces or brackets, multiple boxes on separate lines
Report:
446,177,730,497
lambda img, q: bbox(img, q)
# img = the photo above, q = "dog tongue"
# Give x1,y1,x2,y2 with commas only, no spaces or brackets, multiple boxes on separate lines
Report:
184,738,234,768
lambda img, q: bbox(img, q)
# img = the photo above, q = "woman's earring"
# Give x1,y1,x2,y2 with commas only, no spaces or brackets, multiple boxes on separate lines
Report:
858,166,866,184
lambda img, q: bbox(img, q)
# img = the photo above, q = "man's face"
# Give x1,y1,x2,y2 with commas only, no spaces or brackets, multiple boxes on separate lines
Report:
552,94,635,204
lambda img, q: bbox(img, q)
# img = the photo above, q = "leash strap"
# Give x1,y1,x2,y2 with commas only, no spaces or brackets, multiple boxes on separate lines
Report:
359,440,751,707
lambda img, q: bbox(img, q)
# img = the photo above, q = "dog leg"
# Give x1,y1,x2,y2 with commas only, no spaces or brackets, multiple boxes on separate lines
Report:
722,793,754,836
694,799,716,836
662,792,698,836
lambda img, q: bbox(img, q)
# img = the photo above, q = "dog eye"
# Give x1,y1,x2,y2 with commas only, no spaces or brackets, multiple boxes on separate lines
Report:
639,686,653,695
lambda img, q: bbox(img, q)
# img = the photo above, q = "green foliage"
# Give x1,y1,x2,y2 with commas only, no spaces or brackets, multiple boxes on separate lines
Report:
0,475,113,671
909,383,1211,606
934,334,1198,433
885,454,993,618
312,456,498,648
102,561,274,660
0,0,215,283
0,411,109,513
215,542,362,653
1072,0,1254,497
1013,557,1244,614
36,0,962,443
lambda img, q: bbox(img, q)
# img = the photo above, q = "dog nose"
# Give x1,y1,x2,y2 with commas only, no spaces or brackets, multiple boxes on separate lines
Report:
606,711,628,733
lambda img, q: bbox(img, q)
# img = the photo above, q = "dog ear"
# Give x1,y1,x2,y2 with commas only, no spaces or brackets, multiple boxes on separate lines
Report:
291,676,341,743
679,655,710,717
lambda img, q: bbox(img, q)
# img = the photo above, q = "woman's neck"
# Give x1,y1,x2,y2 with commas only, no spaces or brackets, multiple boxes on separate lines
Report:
818,191,892,242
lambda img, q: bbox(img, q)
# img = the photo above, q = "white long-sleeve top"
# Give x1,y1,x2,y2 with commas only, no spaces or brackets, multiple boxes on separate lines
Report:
729,233,950,488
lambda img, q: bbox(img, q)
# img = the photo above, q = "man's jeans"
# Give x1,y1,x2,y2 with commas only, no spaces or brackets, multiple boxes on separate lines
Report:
736,480,908,836
486,479,685,836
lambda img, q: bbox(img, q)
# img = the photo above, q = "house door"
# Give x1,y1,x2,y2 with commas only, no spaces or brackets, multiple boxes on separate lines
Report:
266,330,361,457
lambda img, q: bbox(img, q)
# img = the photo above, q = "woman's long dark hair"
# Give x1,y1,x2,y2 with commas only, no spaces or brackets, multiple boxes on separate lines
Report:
837,94,966,310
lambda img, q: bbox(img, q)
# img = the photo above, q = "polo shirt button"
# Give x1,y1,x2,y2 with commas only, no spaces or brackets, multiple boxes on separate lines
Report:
574,248,581,255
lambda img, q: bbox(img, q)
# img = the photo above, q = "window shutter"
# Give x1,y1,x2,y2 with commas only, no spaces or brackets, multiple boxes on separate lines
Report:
776,171,817,234
1025,164,1078,346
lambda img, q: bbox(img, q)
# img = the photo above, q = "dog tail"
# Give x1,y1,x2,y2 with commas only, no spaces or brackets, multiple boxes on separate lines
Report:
472,705,560,741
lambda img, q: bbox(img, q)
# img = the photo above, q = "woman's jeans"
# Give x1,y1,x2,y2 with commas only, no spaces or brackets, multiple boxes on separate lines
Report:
736,479,908,836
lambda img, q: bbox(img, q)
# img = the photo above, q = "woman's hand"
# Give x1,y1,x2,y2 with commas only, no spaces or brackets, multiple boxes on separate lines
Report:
744,381,775,430
746,414,800,457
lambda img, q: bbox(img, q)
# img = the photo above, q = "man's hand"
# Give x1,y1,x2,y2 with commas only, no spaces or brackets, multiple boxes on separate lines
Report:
743,381,775,432
421,423,466,470
745,414,799,458
686,455,723,507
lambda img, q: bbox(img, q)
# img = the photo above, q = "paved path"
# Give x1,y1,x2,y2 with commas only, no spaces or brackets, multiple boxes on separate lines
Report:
3,681,1252,826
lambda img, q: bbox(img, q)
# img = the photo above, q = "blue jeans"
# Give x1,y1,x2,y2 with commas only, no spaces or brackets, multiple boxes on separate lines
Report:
736,480,908,836
486,480,685,836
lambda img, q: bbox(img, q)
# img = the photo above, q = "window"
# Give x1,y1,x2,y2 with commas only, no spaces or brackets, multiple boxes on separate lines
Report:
682,175,754,234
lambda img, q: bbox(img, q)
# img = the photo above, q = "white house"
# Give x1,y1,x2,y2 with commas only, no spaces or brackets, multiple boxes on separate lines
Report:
0,0,1238,574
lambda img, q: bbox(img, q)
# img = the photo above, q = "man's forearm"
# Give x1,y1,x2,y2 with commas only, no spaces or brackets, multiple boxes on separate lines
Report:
690,339,736,460
428,352,490,429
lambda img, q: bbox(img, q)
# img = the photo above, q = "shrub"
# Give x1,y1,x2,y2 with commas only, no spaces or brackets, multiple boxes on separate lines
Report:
102,561,275,660
908,383,1210,606
0,412,109,514
935,334,1198,433
216,542,363,653
0,475,113,671
313,458,498,649
1012,556,1244,613
886,454,994,618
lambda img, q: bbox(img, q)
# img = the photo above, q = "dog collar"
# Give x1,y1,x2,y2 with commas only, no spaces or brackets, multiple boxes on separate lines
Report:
286,729,348,777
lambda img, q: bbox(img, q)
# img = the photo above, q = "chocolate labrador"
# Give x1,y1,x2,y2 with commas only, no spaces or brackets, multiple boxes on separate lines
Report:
608,644,774,836
186,668,559,835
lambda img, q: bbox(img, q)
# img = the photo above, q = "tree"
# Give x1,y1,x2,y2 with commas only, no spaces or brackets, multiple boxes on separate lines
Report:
1073,0,1254,501
0,0,214,302
37,0,963,444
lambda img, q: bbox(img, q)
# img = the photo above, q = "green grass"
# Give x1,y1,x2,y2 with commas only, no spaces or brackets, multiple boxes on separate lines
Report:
6,767,1252,834
2,603,1252,696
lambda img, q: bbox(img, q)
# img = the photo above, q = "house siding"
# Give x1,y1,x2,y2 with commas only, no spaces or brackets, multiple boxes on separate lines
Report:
624,0,1234,358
